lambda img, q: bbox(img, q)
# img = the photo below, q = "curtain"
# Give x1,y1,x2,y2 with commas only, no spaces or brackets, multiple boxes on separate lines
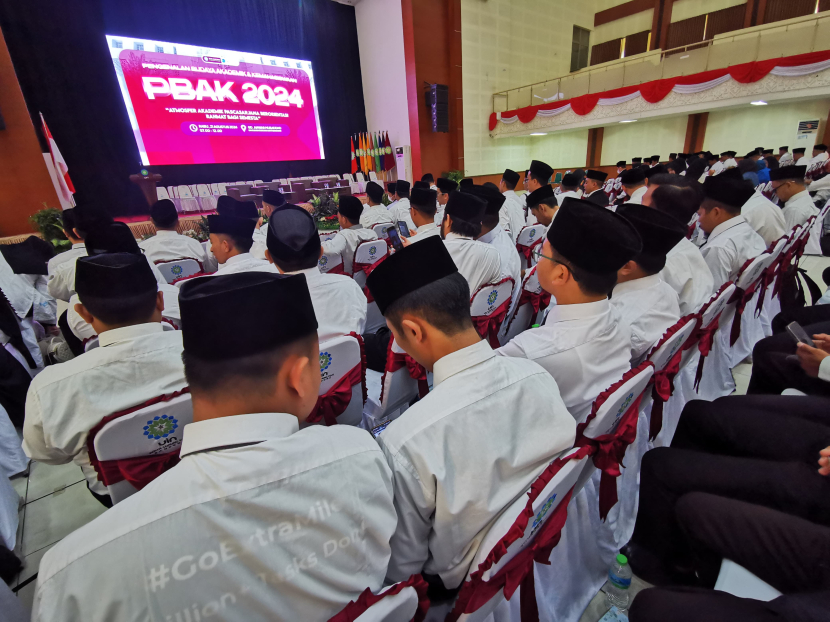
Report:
591,39,622,66
763,0,816,24
0,0,367,216
706,4,748,39
624,30,651,57
666,14,707,50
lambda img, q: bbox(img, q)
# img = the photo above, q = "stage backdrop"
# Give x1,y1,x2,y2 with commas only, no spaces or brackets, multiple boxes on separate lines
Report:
0,0,367,216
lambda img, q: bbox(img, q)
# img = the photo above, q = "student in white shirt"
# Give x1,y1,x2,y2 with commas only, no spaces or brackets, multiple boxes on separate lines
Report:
139,199,213,271
555,173,583,203
620,168,648,205
698,176,767,292
388,180,416,232
421,172,437,191
614,204,684,362
440,191,501,294
23,253,185,507
525,183,560,235
713,168,785,245
266,205,366,341
469,183,521,285
47,209,87,276
771,165,819,231
360,181,394,230
365,236,575,590
406,187,441,243
209,214,275,275
527,159,554,195
583,170,610,207
778,146,793,166
497,198,640,421
498,169,527,242
811,144,828,166
434,177,458,225
322,196,380,275
793,148,809,166
33,271,397,622
251,189,287,254
646,181,715,315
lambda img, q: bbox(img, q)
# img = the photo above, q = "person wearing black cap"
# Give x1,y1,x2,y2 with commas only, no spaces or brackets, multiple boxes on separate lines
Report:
440,191,501,293
715,168,785,246
631,157,643,168
47,208,87,277
209,213,274,276
779,145,793,166
615,161,627,176
33,272,397,622
413,180,429,190
497,198,641,420
557,173,583,203
698,175,767,291
709,151,734,177
360,181,394,229
812,143,828,166
22,253,185,507
468,184,521,285
794,147,809,166
323,195,381,275
683,153,706,182
583,170,610,207
498,169,527,243
435,176,458,225
771,165,817,230
421,172,436,189
646,178,714,315
266,205,366,340
643,157,653,167
251,189,288,252
668,154,677,162
763,149,779,171
406,187,441,244
139,199,211,271
613,204,683,362
650,155,661,168
619,167,648,205
388,180,416,232
526,184,559,228
459,178,473,189
527,160,554,194
365,236,575,591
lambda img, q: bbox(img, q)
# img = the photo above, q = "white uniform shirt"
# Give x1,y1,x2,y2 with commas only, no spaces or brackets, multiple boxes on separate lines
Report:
285,267,366,341
47,254,168,302
625,186,648,205
0,252,37,319
443,233,501,294
408,222,441,244
33,413,397,622
497,299,631,421
700,216,768,292
389,198,416,232
360,204,394,229
22,324,186,494
661,237,715,315
779,152,793,166
811,152,828,166
322,226,379,275
47,243,87,277
782,190,819,231
724,158,738,170
376,340,575,588
710,161,725,176
479,226,521,286
741,190,786,245
500,193,526,243
610,275,681,362
796,156,810,166
214,253,276,276
139,231,210,268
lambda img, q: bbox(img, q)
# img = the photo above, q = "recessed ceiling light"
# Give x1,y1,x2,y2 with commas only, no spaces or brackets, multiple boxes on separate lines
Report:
680,55,690,59
751,100,768,106
619,119,637,123
530,132,547,136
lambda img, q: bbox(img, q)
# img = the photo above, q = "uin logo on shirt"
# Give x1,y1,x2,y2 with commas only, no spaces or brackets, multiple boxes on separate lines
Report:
171,265,183,276
531,492,557,533
320,351,332,373
143,414,179,440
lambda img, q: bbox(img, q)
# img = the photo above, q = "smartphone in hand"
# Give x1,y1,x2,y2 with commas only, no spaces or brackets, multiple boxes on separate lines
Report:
787,321,815,348
386,226,404,252
397,222,410,238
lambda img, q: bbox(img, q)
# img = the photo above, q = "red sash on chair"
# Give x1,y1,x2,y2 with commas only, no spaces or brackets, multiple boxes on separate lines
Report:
87,389,190,490
755,252,783,316
307,333,367,426
647,317,698,441
503,288,552,333
380,339,429,400
693,314,723,391
472,296,513,348
353,254,388,302
727,257,759,346
516,236,543,264
574,365,652,520
326,263,346,275
328,574,430,622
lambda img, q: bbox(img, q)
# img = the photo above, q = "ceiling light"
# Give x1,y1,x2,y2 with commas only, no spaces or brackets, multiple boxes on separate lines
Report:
619,119,637,123
680,55,690,59
530,132,547,136
751,100,768,106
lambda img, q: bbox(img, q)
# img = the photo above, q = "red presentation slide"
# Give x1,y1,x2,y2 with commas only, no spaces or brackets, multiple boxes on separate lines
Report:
106,36,325,166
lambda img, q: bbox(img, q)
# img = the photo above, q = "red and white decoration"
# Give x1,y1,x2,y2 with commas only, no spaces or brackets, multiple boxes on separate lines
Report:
490,51,830,132
40,113,76,209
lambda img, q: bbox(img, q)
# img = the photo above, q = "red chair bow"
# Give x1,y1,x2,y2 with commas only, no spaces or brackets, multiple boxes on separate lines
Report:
325,263,346,275
381,339,429,400
328,574,430,622
693,314,722,391
472,296,513,348
307,333,367,426
353,254,388,302
516,236,543,264
647,317,698,441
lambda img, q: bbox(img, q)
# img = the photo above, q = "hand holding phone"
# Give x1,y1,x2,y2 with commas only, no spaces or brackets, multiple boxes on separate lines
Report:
386,226,404,252
397,222,410,238
787,322,815,347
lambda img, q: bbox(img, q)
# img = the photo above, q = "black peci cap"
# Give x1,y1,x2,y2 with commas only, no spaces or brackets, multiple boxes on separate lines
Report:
586,170,608,182
445,190,486,224
462,184,505,215
85,222,140,256
526,185,556,208
620,168,646,186
266,205,321,264
150,199,178,229
207,214,256,239
502,169,520,185
365,181,385,204
529,160,554,183
436,177,458,194
702,175,755,209
617,203,687,260
262,190,286,208
76,253,157,299
769,165,808,181
338,195,365,222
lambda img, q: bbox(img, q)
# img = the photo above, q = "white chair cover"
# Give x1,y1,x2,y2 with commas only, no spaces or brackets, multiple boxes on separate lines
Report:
804,199,830,255
156,187,171,200
176,185,201,213
0,472,20,551
155,258,202,284
315,335,364,427
318,250,344,274
373,224,391,239
500,267,548,345
0,403,27,479
196,184,218,211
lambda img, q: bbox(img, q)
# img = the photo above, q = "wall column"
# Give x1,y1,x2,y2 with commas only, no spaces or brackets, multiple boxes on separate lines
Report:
684,112,709,154
587,127,605,167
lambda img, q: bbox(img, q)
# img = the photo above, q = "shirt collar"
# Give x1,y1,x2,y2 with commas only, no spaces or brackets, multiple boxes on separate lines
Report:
71,242,86,250
503,190,516,197
709,215,747,239
180,412,299,457
349,224,364,230
787,190,810,205
548,298,609,322
287,266,322,281
225,252,253,266
433,339,495,387
445,232,472,241
478,225,502,245
612,273,661,296
416,222,437,234
154,230,179,237
98,322,164,348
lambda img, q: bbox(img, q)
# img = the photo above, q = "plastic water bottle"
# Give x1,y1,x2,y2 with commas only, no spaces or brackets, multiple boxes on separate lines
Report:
606,553,632,611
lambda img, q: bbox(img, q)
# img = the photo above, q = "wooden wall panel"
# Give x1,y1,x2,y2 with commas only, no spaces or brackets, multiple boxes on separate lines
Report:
707,4,748,39
763,0,816,24
625,30,651,56
821,0,830,13
595,0,657,27
666,14,706,50
591,39,623,66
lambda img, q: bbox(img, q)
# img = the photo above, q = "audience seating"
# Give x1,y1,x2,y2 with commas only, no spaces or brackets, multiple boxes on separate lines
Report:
373,338,425,428
155,259,204,285
500,266,550,345
515,225,546,271
176,186,201,213
470,278,515,348
308,334,366,427
352,240,389,284
195,184,218,212
327,575,429,622
318,250,345,275
373,224,391,239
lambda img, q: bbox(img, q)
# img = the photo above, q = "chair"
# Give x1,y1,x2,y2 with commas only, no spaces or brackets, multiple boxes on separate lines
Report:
726,252,777,347
500,266,551,345
470,279,515,348
327,575,429,622
515,225,546,271
319,230,338,243
167,185,179,199
196,184,217,212
368,171,378,181
307,334,366,427
804,198,830,255
319,250,345,274
155,258,204,284
714,559,781,601
176,186,201,213
156,187,171,201
290,182,309,204
353,240,389,284
373,224,391,239
90,391,193,504
377,339,424,423
691,282,737,391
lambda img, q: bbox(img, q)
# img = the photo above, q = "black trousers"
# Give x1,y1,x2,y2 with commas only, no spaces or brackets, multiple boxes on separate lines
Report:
58,310,85,358
363,326,392,373
631,396,830,590
0,346,32,428
748,318,830,395
630,587,830,622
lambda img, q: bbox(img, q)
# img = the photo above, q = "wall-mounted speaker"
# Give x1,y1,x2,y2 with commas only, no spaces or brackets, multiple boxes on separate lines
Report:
424,83,448,133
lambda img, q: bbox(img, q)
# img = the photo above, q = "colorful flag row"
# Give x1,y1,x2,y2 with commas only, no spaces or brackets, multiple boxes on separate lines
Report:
350,132,395,174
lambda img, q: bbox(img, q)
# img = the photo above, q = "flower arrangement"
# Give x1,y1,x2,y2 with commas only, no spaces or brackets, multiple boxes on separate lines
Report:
309,191,341,231
29,205,71,253
182,216,211,242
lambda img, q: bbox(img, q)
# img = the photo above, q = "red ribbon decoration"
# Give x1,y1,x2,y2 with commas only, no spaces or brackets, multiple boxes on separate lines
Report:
324,262,346,275
353,252,389,302
307,333,367,426
504,288,552,333
471,296,513,348
755,237,788,316
728,256,763,346
327,574,430,622
516,236,544,264
447,445,594,622
87,388,190,490
693,313,723,391
380,339,429,401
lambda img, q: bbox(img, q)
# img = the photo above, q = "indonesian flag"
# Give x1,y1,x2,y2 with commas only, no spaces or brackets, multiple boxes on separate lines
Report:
384,132,395,171
40,113,75,209
350,135,357,174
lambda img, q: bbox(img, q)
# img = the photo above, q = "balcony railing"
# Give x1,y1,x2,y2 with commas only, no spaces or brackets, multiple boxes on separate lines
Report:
493,12,830,113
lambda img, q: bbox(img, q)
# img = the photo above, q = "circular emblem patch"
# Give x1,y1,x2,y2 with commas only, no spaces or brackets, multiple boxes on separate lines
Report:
369,245,377,256
143,415,178,440
171,265,183,276
487,290,498,305
529,229,536,239
319,255,328,268
320,352,332,372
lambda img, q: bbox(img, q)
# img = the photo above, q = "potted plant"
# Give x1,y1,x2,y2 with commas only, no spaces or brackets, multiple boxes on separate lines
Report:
29,205,71,253
309,192,341,231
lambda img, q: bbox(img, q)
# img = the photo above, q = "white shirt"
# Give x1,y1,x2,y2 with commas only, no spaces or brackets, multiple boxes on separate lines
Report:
500,192,526,243
0,252,37,319
139,230,211,269
724,158,738,170
661,237,715,315
779,152,793,166
388,197,416,232
47,254,168,302
286,267,366,342
47,243,87,277
797,156,810,166
322,226,379,275
408,222,441,244
443,233,501,294
497,299,631,421
611,275,681,363
700,216,768,292
214,252,276,276
33,413,397,622
782,190,819,231
22,324,186,494
376,340,575,588
710,161,725,175
360,204,394,229
811,152,828,166
741,190,786,245
479,226,521,286
625,186,647,205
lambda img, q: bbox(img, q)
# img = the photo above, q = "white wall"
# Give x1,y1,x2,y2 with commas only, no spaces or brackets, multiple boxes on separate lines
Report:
354,0,410,148
602,115,688,164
